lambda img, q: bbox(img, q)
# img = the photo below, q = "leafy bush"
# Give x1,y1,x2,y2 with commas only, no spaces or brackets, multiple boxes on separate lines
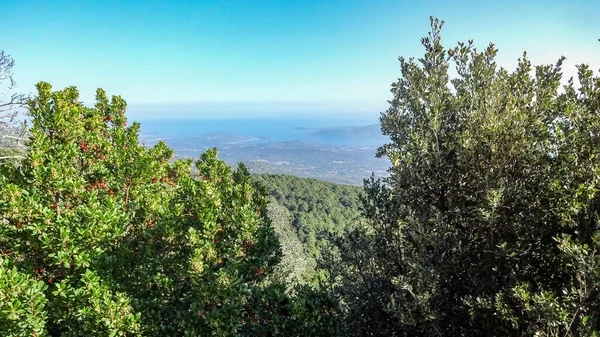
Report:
0,82,335,336
0,258,47,336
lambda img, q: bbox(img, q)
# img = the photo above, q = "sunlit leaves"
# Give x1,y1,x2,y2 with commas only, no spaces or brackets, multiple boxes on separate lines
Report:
1,82,335,336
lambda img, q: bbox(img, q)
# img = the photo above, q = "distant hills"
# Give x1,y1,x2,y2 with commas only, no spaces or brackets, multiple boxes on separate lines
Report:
141,120,390,186
307,124,384,139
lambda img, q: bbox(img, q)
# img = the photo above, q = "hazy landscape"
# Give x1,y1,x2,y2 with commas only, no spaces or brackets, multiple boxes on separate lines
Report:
138,118,390,185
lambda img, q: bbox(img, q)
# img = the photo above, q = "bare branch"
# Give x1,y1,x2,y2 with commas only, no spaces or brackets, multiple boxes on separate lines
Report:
1,51,30,162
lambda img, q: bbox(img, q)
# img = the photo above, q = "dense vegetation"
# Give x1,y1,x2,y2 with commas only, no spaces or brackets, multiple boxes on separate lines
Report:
249,174,363,285
325,18,600,336
2,17,600,336
0,83,336,336
253,174,362,255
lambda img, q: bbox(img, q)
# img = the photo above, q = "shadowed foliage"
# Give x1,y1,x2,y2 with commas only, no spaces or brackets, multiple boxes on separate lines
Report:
326,17,600,337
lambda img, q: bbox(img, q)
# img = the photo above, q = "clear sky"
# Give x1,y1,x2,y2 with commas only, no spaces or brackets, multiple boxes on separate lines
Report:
2,0,599,119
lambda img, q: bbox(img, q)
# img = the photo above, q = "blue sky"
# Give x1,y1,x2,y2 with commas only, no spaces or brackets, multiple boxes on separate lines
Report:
2,0,599,119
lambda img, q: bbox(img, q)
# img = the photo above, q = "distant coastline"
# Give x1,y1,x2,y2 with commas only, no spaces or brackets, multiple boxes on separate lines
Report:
136,117,389,185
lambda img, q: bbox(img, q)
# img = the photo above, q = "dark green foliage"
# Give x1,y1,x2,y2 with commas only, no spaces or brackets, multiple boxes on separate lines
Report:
328,17,600,336
241,283,338,336
252,174,363,259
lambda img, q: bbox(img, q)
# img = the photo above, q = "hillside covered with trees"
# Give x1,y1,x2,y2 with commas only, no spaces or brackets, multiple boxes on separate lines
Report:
251,174,363,284
253,174,362,255
2,17,600,336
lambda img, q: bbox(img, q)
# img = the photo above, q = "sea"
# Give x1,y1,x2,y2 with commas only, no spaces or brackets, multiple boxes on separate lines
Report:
136,116,386,147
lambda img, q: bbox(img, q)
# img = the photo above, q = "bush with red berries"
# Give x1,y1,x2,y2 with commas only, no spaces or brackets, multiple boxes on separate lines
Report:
0,82,337,336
